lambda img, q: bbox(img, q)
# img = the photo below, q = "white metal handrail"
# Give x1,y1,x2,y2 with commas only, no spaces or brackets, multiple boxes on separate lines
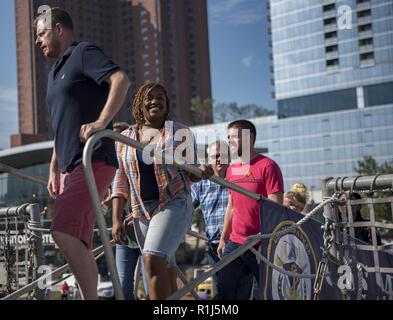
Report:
82,129,266,300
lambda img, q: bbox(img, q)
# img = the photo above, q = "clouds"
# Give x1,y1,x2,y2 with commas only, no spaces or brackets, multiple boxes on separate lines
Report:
209,0,265,25
0,86,18,150
241,55,253,67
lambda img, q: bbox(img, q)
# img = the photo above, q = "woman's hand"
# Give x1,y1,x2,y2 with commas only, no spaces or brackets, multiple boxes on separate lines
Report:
124,213,134,226
112,220,127,244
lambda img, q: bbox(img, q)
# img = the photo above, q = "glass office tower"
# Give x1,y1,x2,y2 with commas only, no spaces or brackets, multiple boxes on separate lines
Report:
191,104,393,199
268,0,393,118
191,1,393,199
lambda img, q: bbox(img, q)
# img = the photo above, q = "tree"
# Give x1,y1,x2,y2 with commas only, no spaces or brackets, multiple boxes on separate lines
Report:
354,155,393,238
355,155,385,175
214,102,275,123
190,97,213,125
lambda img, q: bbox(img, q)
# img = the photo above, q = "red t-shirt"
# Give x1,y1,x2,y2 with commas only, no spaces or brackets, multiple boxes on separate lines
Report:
60,282,69,295
226,154,284,244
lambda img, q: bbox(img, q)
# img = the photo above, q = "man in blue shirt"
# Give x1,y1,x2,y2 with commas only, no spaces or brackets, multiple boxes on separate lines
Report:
34,7,130,299
191,140,230,296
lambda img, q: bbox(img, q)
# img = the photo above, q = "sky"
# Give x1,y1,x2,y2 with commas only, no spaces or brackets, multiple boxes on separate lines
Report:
0,0,275,150
0,0,17,151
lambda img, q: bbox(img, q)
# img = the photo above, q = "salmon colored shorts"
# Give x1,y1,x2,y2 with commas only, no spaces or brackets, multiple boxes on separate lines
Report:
51,161,116,249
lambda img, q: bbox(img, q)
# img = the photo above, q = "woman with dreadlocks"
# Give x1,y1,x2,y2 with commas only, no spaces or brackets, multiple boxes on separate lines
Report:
111,82,213,299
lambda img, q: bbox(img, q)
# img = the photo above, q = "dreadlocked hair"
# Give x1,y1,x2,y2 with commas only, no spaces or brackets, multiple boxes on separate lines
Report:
131,82,170,127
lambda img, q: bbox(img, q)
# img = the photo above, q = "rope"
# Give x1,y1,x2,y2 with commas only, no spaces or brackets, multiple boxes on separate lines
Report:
252,196,340,242
232,196,341,282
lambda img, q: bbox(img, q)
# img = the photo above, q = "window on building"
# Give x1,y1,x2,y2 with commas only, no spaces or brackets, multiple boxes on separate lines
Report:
358,23,372,32
324,31,337,39
360,52,374,61
325,45,338,53
359,38,373,46
364,82,393,107
357,9,371,18
324,17,336,25
326,58,339,67
323,3,335,11
278,88,357,118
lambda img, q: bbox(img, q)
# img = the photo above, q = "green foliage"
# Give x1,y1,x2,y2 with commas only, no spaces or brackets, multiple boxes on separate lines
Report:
191,97,276,124
354,155,393,178
354,155,393,238
190,97,213,124
214,102,275,122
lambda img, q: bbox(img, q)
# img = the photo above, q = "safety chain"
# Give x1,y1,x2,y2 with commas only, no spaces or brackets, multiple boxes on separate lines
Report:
244,196,342,289
0,210,39,300
313,218,335,300
24,215,40,300
262,196,341,242
6,210,15,295
0,209,16,297
356,263,364,300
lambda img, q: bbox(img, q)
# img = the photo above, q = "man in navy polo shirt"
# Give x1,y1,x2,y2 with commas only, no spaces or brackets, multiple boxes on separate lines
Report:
34,7,130,299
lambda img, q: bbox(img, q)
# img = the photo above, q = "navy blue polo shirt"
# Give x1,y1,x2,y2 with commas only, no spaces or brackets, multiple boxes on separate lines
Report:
46,42,120,173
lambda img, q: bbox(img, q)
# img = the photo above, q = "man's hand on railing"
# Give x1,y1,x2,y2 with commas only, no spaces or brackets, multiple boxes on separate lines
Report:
79,120,106,143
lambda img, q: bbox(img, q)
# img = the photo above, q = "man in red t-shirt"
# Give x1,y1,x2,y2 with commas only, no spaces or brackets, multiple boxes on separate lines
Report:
217,120,284,300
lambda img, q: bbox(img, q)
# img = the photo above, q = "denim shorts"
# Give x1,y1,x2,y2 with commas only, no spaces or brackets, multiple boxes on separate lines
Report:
133,191,193,267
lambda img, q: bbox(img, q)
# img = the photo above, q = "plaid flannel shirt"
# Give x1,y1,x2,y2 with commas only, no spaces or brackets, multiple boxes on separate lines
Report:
111,121,197,219
191,179,228,243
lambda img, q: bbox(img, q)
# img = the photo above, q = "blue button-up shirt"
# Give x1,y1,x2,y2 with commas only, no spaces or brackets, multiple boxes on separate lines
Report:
191,179,228,243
